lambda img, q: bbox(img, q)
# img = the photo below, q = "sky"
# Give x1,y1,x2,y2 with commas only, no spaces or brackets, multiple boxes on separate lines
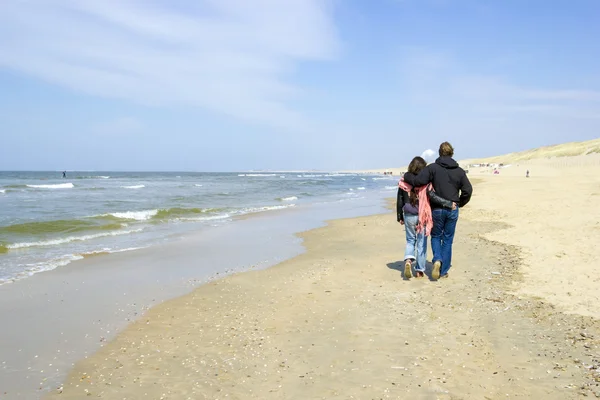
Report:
1,0,599,171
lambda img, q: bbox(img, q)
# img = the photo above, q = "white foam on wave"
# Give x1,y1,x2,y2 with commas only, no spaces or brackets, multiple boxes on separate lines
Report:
373,177,395,181
0,189,5,194
7,228,144,250
194,184,203,187
96,176,110,179
109,210,158,221
280,196,298,201
121,185,145,189
239,174,277,177
9,254,85,283
241,204,296,214
27,183,74,189
179,214,232,222
356,187,366,190
0,246,148,286
111,246,147,253
82,246,147,256
385,185,398,190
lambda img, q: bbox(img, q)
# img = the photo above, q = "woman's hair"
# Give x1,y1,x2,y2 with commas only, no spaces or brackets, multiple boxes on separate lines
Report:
407,156,427,206
407,156,427,175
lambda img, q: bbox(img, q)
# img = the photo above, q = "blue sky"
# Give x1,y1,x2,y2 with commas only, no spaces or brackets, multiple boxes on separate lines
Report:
1,0,599,171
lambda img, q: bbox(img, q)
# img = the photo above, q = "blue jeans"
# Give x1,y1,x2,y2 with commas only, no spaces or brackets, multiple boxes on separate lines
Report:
431,208,459,276
403,213,427,272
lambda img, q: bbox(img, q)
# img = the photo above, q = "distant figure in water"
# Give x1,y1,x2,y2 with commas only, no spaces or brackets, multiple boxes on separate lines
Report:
526,170,530,178
62,171,66,178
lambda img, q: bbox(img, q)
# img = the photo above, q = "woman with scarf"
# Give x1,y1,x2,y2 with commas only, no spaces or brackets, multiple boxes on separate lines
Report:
397,157,453,279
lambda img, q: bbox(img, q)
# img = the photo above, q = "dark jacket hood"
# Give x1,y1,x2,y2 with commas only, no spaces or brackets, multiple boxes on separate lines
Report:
435,156,459,169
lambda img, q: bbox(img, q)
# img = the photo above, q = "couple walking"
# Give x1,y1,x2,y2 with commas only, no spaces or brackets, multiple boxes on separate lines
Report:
396,142,473,280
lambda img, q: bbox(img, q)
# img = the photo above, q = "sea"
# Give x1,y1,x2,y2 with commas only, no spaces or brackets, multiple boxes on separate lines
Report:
0,171,399,285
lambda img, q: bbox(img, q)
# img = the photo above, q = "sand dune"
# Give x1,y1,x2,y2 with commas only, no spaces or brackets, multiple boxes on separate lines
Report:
462,138,600,165
353,138,600,176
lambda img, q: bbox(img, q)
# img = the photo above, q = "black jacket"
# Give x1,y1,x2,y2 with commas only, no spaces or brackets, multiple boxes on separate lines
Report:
403,157,473,208
396,188,413,222
396,186,454,222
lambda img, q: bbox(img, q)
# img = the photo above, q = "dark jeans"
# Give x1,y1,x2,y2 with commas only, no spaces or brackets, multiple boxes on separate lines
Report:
431,208,459,276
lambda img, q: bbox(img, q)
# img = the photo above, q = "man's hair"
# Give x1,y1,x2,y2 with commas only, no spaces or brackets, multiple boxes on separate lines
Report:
439,141,454,157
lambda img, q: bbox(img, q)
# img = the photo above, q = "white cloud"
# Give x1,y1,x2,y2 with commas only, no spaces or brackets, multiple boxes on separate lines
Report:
0,0,340,128
421,149,436,163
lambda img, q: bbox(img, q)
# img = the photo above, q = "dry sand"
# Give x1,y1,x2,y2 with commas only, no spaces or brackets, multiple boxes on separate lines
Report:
47,154,600,399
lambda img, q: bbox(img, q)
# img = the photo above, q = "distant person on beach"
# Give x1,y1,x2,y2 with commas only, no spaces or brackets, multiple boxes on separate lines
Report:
403,142,472,280
62,171,66,178
397,157,453,279
526,170,529,178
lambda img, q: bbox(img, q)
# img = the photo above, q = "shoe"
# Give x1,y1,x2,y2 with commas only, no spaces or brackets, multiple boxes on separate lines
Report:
440,273,449,279
416,271,425,278
404,260,412,279
432,261,441,280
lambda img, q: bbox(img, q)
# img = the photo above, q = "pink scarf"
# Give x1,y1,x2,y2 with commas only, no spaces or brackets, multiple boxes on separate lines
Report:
398,179,433,236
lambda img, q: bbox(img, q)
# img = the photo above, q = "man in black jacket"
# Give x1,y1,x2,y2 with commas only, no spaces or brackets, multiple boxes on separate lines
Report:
402,142,472,279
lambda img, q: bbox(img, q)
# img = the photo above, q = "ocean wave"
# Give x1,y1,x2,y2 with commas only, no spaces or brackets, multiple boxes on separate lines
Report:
385,185,398,190
239,174,277,177
27,183,74,189
240,204,296,214
121,185,145,189
178,214,232,222
278,196,298,201
373,177,396,181
76,176,110,179
1,254,85,284
154,207,226,220
109,210,158,221
0,219,124,236
0,246,151,285
6,228,144,250
105,207,227,222
81,246,146,258
299,180,329,186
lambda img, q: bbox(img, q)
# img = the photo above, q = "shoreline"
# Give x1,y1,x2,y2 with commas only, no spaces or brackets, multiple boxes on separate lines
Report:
0,192,390,399
46,172,600,398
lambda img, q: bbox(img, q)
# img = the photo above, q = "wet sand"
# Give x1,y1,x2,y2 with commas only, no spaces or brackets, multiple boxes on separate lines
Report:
0,195,387,399
47,156,600,399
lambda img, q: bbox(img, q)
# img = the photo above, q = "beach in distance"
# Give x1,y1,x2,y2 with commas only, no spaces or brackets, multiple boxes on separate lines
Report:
27,140,600,399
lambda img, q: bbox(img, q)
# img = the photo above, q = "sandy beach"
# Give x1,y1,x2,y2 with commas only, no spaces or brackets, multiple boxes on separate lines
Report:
46,152,600,399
